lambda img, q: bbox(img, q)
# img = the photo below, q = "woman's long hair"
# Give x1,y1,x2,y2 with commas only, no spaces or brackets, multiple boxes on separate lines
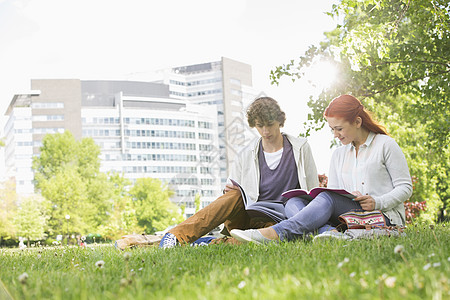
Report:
324,94,388,135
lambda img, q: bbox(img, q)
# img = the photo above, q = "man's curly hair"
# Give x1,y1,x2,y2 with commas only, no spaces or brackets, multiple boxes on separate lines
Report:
246,97,286,128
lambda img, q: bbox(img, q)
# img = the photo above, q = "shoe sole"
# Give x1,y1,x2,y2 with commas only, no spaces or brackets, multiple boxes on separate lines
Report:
230,230,262,245
313,235,350,242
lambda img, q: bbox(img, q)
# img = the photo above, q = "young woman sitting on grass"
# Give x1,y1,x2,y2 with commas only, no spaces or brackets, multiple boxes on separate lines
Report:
231,94,413,243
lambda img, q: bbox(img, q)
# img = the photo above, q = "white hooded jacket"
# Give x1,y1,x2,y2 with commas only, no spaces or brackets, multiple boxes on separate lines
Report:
228,133,319,205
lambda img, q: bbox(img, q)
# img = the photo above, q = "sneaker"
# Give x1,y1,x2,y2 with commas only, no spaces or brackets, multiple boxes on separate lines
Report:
159,232,179,248
313,230,351,242
190,236,216,247
230,229,276,245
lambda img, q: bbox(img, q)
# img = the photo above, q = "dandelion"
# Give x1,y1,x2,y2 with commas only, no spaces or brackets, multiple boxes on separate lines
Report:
384,276,396,288
423,263,431,271
120,278,129,287
394,245,404,254
18,272,28,284
359,278,368,288
95,260,105,268
429,225,440,246
238,281,246,289
394,245,408,265
123,252,132,261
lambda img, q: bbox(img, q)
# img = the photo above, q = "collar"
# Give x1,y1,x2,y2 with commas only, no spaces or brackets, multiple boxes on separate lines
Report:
351,131,376,150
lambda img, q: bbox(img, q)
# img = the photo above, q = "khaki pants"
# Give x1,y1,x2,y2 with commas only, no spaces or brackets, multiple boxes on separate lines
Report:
169,189,276,244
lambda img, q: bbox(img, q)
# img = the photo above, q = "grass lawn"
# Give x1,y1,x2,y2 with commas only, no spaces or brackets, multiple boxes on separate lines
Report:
0,224,448,300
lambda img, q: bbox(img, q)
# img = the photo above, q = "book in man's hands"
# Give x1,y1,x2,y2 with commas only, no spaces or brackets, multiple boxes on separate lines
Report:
281,187,356,201
229,179,285,222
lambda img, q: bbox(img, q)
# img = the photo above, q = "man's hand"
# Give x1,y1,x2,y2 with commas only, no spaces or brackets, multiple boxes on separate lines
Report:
223,184,239,193
354,195,376,211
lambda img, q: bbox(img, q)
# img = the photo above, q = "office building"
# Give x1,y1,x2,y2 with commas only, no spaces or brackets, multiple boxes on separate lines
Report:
164,57,258,185
4,58,258,216
5,79,220,216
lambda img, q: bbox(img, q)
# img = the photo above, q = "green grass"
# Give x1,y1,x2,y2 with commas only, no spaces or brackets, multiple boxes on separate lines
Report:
1,224,449,300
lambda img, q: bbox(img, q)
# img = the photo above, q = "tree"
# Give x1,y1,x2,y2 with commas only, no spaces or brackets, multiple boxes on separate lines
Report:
14,195,48,247
0,179,18,244
129,177,183,234
39,165,91,236
33,131,112,236
271,0,449,221
97,172,143,240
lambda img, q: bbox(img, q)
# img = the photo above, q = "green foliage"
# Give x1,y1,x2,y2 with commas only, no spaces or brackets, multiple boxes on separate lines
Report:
33,131,78,186
0,179,18,240
270,0,450,221
129,177,183,234
0,224,448,299
13,195,48,246
33,131,113,236
39,165,91,235
32,131,186,239
194,193,201,213
97,173,143,240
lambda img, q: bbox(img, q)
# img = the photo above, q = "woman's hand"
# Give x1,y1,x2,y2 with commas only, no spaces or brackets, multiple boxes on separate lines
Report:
354,195,376,211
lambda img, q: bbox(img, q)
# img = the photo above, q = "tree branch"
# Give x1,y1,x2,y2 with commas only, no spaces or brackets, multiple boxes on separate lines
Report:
365,59,450,69
361,69,450,98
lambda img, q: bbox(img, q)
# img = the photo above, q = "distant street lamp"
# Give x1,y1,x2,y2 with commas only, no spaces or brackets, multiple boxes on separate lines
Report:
65,215,70,245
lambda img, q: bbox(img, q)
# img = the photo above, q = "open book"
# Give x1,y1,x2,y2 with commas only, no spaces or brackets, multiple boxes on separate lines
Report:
282,187,356,201
229,179,285,222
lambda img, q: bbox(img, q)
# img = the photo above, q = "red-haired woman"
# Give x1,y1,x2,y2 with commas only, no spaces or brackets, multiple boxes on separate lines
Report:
231,94,413,243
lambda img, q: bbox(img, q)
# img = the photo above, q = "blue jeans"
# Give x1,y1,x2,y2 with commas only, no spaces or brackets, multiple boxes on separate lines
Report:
273,192,363,241
285,197,336,235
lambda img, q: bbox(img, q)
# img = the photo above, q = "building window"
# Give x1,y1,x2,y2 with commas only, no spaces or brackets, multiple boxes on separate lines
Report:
198,121,213,129
32,115,64,121
31,102,64,109
198,133,212,140
230,78,241,86
231,89,242,96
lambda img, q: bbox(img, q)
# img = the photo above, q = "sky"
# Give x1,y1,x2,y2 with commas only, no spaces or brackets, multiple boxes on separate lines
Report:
0,0,339,175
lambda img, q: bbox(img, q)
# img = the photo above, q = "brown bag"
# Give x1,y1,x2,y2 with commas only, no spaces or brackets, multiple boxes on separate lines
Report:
114,234,162,250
